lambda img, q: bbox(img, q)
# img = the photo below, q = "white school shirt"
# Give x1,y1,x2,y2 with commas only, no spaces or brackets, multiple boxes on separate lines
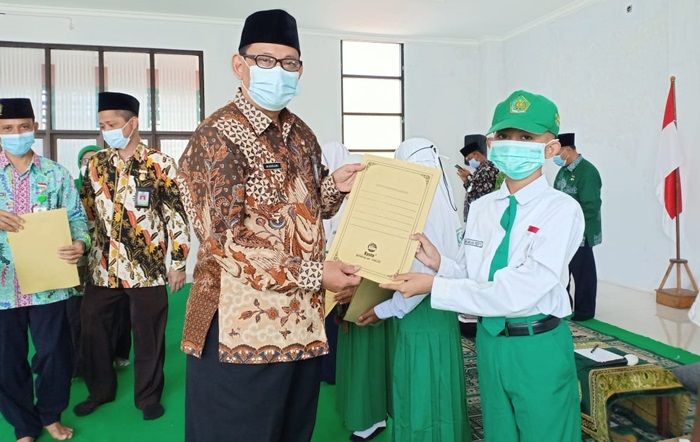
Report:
432,175,585,319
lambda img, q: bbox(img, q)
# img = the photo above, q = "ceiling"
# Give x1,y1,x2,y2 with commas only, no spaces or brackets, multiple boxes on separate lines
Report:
2,0,596,41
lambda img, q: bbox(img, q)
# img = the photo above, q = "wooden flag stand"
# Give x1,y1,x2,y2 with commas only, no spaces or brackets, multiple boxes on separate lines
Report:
656,76,698,309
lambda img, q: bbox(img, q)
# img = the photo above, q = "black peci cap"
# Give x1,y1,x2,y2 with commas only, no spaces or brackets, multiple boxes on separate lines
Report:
98,92,140,115
0,98,35,120
558,133,575,148
239,9,301,55
460,134,487,157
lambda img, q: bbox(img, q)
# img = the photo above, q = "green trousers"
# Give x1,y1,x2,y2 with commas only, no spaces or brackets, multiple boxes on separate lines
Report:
475,319,581,442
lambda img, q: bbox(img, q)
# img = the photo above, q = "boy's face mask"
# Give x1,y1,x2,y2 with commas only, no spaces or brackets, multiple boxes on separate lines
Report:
488,139,556,180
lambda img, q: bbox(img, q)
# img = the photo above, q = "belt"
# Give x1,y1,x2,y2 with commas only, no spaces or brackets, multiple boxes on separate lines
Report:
479,315,561,337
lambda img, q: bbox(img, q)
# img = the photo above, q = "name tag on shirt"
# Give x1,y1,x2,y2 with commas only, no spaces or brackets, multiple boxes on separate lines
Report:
464,238,483,248
135,187,152,208
263,162,282,170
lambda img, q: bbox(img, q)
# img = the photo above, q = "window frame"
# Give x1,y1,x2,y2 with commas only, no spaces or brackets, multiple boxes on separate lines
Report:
0,41,205,160
340,41,405,155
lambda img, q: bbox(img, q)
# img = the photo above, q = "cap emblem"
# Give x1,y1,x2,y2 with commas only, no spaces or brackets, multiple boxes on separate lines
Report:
510,95,530,114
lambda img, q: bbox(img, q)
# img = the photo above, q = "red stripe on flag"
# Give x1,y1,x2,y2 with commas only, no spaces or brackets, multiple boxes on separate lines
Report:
662,82,676,129
664,168,683,218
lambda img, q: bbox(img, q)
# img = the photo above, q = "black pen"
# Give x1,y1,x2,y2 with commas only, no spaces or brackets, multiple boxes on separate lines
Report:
591,344,599,353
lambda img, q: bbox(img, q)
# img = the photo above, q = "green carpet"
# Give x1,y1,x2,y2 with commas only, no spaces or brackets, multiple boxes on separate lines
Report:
578,318,700,365
0,286,383,442
1,287,697,441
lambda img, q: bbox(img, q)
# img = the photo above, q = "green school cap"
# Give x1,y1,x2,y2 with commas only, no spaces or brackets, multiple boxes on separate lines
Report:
487,90,560,136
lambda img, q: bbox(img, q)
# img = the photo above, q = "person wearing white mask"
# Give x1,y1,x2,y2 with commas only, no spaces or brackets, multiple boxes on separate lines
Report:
381,91,585,442
357,138,470,442
177,10,364,441
0,98,89,442
75,92,191,421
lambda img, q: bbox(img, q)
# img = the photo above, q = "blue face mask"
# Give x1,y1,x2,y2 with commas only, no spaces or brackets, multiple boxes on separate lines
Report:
488,140,550,180
245,65,300,111
0,131,35,156
102,119,134,149
468,159,481,169
553,154,566,167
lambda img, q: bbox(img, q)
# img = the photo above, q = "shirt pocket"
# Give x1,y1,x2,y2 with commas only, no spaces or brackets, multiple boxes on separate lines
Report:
33,182,59,211
247,166,285,207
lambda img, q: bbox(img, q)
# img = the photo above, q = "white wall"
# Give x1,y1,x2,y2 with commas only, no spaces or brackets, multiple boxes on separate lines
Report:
0,10,480,274
488,0,700,291
403,42,481,213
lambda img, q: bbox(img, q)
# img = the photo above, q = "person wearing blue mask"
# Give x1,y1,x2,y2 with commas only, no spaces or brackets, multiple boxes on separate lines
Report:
177,9,364,442
553,133,602,321
75,92,191,421
0,98,90,442
381,90,585,442
457,134,501,223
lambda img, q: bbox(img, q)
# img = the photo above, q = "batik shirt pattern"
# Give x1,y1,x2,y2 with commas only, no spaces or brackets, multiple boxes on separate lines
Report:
178,90,345,364
463,160,500,221
81,143,190,288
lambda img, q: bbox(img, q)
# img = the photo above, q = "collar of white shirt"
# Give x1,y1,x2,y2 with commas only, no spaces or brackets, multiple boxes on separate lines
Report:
492,174,549,206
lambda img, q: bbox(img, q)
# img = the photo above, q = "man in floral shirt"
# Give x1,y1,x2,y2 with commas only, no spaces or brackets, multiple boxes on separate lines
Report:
75,92,190,421
0,98,89,442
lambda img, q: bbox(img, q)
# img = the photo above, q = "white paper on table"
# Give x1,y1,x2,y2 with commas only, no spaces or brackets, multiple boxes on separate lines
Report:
575,348,626,363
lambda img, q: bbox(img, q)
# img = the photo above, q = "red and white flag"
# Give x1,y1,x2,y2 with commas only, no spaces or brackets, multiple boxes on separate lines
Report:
655,79,686,240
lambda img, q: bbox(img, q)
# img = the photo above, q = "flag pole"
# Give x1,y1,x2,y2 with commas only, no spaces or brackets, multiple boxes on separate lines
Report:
656,75,699,308
671,76,681,265
672,76,681,281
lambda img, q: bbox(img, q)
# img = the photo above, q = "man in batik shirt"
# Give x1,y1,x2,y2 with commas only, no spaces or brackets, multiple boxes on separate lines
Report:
178,9,364,441
75,92,190,421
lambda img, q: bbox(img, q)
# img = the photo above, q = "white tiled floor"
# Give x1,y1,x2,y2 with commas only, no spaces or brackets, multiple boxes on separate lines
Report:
596,281,700,356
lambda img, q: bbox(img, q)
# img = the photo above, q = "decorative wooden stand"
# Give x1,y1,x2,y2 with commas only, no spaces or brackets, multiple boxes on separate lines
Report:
656,258,698,309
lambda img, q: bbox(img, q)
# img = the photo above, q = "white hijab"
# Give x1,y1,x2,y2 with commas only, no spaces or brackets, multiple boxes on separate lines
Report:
320,141,355,248
394,138,462,273
373,138,463,319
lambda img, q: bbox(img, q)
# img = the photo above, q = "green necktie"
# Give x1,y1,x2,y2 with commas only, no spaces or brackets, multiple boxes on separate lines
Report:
481,195,518,336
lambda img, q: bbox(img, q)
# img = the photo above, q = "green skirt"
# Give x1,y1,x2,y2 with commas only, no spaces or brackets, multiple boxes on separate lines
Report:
335,321,389,431
390,298,471,442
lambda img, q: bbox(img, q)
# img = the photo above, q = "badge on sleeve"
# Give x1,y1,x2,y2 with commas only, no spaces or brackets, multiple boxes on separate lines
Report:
135,187,152,208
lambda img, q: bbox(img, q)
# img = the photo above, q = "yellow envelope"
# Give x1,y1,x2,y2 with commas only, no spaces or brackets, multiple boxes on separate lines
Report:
327,155,440,284
7,208,79,294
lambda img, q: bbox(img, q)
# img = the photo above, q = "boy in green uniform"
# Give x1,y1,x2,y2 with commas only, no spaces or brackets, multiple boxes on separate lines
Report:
382,90,585,442
553,133,602,320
